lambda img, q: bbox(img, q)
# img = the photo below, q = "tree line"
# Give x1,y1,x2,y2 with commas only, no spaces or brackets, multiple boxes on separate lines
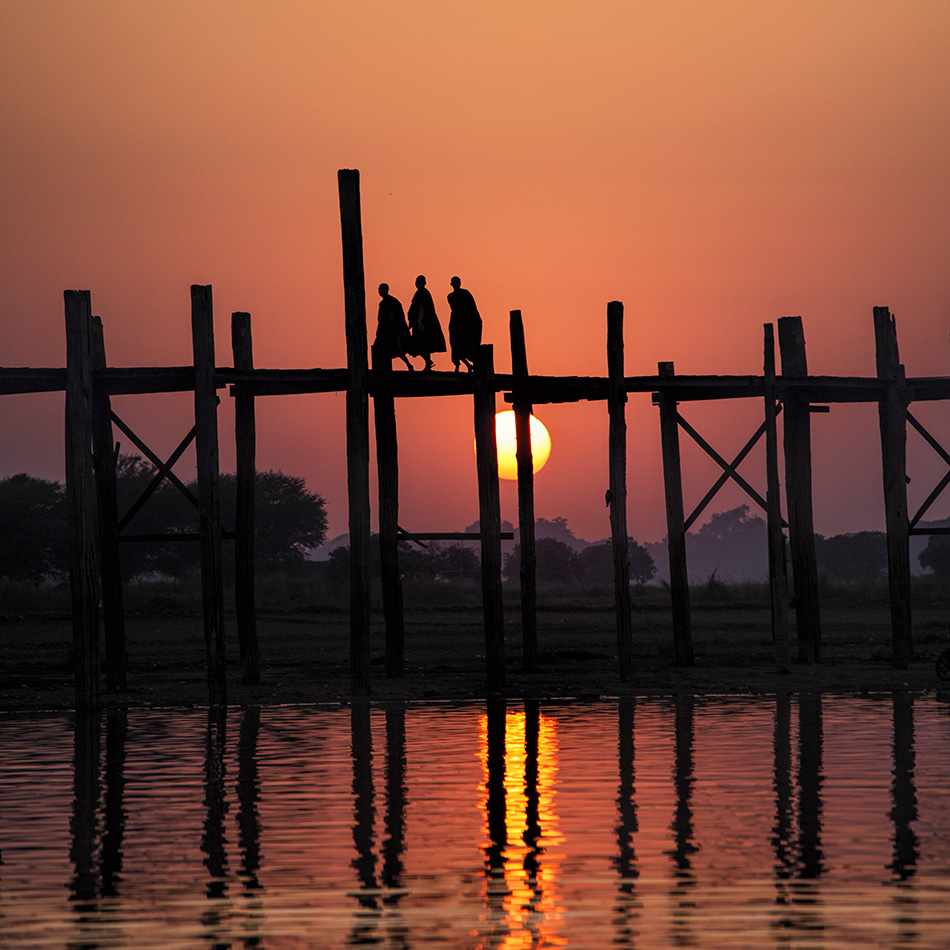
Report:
3,467,949,588
0,457,328,583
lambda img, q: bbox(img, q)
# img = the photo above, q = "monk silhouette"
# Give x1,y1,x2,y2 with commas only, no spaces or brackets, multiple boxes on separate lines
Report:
447,276,482,372
407,275,446,372
374,283,414,371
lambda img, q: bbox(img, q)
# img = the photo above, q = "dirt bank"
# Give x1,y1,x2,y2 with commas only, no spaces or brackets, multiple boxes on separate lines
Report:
2,601,949,711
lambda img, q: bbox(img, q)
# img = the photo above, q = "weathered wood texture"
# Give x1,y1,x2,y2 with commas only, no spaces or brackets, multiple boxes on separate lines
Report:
874,306,912,669
191,284,227,705
339,168,372,696
657,361,693,666
231,311,260,685
777,315,821,663
64,290,101,708
607,302,634,679
510,310,538,673
763,323,789,671
372,343,405,678
90,315,126,691
474,344,506,692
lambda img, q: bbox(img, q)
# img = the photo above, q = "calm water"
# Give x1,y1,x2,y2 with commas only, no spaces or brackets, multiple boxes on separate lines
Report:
2,695,950,949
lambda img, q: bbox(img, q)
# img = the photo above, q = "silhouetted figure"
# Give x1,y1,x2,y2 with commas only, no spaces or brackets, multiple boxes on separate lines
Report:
447,275,482,372
375,283,414,371
407,275,446,372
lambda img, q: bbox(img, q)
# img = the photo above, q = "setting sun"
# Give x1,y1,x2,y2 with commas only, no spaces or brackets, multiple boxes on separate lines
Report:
482,410,552,480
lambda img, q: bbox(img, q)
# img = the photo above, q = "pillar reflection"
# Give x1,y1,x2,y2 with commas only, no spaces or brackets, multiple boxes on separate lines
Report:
100,709,127,899
200,706,231,946
771,691,795,929
69,710,101,916
348,701,380,945
382,703,409,949
478,699,562,948
236,705,264,948
796,693,824,880
666,695,698,945
889,693,920,946
612,698,639,947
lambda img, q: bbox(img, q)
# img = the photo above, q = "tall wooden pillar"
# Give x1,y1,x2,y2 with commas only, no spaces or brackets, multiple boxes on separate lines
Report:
90,315,126,691
191,284,227,706
764,324,790,672
657,361,693,666
509,310,537,673
64,290,101,708
777,315,821,663
338,168,372,697
372,343,405,677
474,343,505,692
874,306,912,668
231,311,260,685
607,302,634,679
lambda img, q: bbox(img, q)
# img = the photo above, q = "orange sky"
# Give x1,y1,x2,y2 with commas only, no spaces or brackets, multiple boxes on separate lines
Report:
2,0,949,547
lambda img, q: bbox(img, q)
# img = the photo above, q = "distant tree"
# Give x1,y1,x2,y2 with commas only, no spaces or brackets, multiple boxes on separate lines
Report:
0,474,67,583
504,537,579,586
816,531,887,584
577,539,656,586
219,471,328,573
919,535,950,577
114,454,328,578
432,542,481,582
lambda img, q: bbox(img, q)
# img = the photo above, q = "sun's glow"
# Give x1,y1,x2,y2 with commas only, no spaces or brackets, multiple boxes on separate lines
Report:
477,410,552,480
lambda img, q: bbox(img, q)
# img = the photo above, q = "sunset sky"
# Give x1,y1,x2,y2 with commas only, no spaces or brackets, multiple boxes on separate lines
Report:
2,0,949,548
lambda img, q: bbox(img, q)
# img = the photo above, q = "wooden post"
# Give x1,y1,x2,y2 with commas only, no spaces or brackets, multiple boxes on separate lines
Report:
90,315,126,691
474,343,505,692
231,311,260,685
338,168,372,697
607,302,634,679
64,290,101,708
764,324,790,672
509,310,537,673
777,315,821,663
874,306,912,669
657,361,693,666
372,343,405,677
191,284,227,706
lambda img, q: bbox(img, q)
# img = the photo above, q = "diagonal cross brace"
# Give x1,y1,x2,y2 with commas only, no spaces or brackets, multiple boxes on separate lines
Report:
679,406,787,530
907,409,950,528
111,411,199,532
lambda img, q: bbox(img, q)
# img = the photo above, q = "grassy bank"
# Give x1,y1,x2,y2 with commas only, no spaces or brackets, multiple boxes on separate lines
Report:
2,574,949,710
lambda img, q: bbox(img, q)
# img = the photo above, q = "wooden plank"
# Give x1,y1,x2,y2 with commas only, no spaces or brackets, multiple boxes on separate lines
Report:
339,168,372,697
372,342,405,678
474,344,505,692
397,530,514,542
607,302,634,679
778,315,821,663
64,290,101,708
95,366,198,394
90,316,126,692
191,284,227,706
231,311,260,685
764,324,790,672
657,361,693,666
510,310,537,673
0,368,67,393
874,306,912,669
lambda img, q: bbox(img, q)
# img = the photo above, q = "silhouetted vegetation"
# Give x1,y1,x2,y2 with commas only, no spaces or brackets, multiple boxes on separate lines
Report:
0,474,67,584
918,534,950,577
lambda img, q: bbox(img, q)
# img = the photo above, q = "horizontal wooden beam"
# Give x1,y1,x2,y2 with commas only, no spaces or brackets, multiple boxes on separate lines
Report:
0,368,67,394
225,367,350,396
94,366,199,394
398,528,515,542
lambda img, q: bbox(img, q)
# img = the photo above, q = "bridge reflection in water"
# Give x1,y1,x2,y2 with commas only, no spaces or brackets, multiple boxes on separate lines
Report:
1,694,948,948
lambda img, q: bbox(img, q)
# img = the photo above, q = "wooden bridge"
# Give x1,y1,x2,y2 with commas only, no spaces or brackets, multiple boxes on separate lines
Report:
3,169,949,707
